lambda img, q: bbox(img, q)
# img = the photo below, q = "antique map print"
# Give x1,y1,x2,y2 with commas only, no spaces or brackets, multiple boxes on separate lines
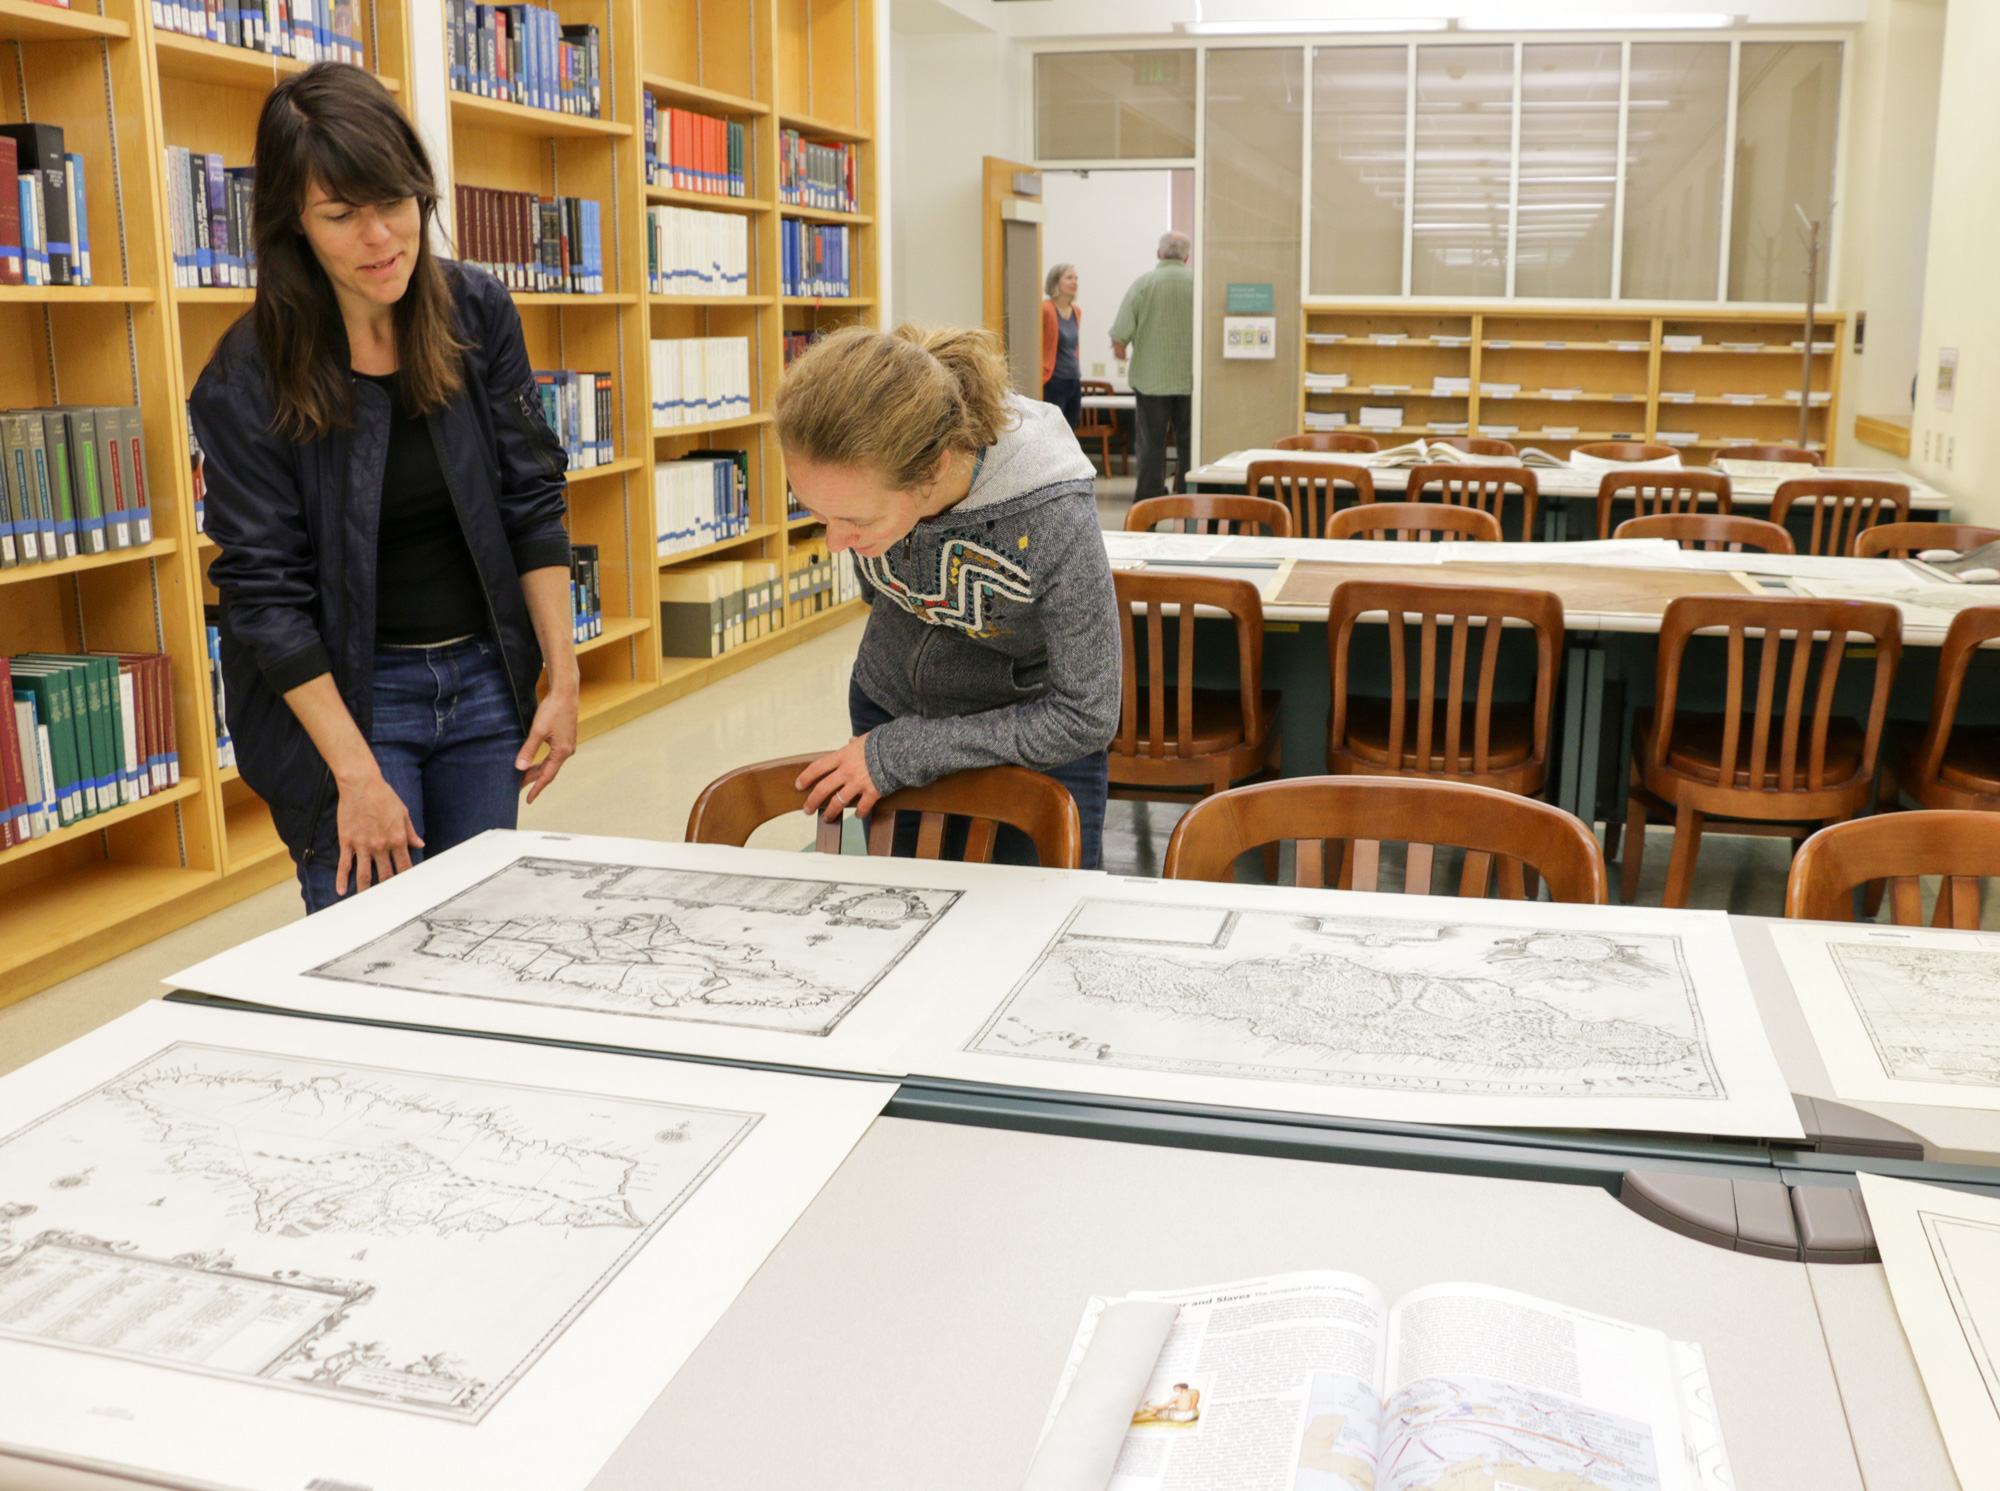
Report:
1828,941,2000,1088
0,1041,754,1421
311,856,960,1035
971,900,1725,1099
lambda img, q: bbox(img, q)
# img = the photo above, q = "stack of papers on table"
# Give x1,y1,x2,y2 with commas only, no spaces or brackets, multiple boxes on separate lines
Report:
1570,449,1682,470
1521,447,1571,467
1433,537,1681,566
1792,576,2000,630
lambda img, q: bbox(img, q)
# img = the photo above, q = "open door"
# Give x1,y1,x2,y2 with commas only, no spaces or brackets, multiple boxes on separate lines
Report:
983,156,1044,395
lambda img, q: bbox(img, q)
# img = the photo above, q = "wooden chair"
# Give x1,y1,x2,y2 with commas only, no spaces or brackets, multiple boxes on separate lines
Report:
1127,495,1292,538
1162,776,1607,904
1573,441,1677,462
1432,435,1517,457
1881,605,2000,812
1715,443,1822,466
1327,579,1564,800
1787,812,2000,927
1614,513,1794,554
1769,477,1911,557
1593,469,1732,538
1854,522,2000,560
1076,379,1125,477
1276,432,1380,454
1328,503,1500,543
1618,595,1903,908
1406,462,1538,539
686,754,1083,869
1247,458,1374,540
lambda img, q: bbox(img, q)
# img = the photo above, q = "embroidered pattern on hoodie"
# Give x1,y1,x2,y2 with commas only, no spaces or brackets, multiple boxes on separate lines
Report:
856,537,1032,638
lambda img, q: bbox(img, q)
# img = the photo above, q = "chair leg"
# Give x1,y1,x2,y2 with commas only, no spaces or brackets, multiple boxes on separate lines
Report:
1602,817,1622,862
1660,804,1706,909
1619,793,1648,905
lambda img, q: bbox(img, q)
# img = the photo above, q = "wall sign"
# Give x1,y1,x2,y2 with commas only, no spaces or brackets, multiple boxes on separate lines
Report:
1937,346,1958,411
1226,282,1274,315
1223,316,1276,360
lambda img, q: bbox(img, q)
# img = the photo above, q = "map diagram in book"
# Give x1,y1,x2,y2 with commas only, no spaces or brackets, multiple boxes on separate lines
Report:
0,1043,754,1422
970,901,1724,1098
311,857,961,1035
1920,1208,2000,1407
1293,1370,1381,1491
1382,1376,1660,1491
1827,942,2000,1087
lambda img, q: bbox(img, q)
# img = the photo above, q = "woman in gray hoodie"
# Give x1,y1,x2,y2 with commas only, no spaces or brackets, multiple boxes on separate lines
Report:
778,324,1121,869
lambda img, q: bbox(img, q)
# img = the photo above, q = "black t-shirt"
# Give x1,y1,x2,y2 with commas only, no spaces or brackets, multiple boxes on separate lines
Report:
360,370,490,645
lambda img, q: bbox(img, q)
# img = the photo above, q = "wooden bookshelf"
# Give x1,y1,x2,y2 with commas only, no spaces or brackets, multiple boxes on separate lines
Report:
1299,304,1847,461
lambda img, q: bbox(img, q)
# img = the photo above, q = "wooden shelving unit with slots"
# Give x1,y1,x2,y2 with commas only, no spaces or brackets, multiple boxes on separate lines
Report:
1300,303,1847,462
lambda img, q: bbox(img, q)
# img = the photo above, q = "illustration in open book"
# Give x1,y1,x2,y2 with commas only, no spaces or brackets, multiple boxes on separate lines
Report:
0,1042,755,1421
971,900,1728,1099
310,856,961,1035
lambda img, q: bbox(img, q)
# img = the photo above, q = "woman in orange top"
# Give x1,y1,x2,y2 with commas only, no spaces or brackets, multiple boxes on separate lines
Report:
1040,262,1081,429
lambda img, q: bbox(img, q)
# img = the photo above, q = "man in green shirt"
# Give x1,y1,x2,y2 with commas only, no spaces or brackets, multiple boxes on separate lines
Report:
1109,232,1194,501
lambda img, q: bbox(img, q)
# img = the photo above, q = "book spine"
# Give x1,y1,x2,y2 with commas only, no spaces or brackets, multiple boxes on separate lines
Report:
119,407,152,544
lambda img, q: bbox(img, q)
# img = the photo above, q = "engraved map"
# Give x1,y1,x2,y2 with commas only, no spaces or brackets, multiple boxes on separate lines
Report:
970,902,1725,1098
1828,943,2000,1089
311,857,960,1035
0,1043,754,1420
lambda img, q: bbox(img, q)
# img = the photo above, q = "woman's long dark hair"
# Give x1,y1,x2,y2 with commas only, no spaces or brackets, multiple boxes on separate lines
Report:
251,63,464,442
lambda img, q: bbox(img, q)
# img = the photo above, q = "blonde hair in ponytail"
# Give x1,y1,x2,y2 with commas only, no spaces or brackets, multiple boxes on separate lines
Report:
776,323,1014,492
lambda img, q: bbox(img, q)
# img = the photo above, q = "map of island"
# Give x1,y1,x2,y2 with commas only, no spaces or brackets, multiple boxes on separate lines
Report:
0,1043,754,1420
971,901,1723,1099
311,857,960,1035
1827,943,2000,1089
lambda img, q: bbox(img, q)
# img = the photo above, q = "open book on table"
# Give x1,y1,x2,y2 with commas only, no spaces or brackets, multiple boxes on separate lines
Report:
1368,439,1571,471
1024,1272,1730,1491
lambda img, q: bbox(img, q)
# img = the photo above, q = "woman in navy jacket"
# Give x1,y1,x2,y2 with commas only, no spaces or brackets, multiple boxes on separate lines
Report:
194,64,577,912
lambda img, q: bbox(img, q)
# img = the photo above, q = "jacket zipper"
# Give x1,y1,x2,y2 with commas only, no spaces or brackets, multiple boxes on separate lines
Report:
427,414,526,719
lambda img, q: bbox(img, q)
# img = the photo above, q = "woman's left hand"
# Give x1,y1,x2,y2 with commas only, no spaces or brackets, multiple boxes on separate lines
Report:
797,735,880,818
517,688,578,803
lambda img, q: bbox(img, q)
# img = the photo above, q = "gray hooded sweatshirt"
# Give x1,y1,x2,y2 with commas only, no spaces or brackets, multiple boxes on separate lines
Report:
854,392,1120,796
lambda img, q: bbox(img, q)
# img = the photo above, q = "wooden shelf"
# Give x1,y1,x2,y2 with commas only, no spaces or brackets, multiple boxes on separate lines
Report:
642,74,768,116
449,91,632,138
0,0,127,40
0,537,178,587
511,290,639,306
778,109,870,143
217,764,239,785
652,412,775,439
0,862,220,1009
1483,393,1647,405
575,615,652,655
1666,346,1835,356
174,286,254,304
576,676,659,730
0,284,153,303
1306,337,1474,350
0,780,202,871
566,455,647,483
783,296,873,307
223,793,284,871
658,523,780,566
1480,341,1649,353
1855,412,1912,458
650,293,775,307
781,205,872,226
645,186,773,215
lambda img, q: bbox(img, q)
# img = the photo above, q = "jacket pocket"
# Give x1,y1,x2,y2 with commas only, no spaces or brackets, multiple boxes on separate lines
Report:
508,379,566,479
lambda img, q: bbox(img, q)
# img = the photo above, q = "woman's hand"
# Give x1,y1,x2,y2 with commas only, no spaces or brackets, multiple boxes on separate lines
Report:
337,771,424,895
518,687,578,803
796,735,880,818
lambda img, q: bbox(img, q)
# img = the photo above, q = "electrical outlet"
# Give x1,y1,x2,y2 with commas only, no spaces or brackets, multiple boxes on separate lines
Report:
1948,435,1956,470
1923,428,1933,461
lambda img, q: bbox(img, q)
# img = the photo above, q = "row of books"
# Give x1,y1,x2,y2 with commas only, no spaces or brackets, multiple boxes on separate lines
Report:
646,205,751,297
786,538,861,623
453,185,604,294
205,623,234,771
164,149,255,290
782,330,821,369
650,337,751,428
446,1,601,117
0,127,92,287
778,130,857,215
660,559,784,658
2,652,179,847
655,452,749,558
533,369,614,470
152,0,364,63
0,407,154,567
643,98,747,198
569,544,602,644
781,220,851,299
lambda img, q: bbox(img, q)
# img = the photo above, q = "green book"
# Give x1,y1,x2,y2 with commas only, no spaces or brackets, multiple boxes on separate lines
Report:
54,407,105,555
18,654,116,815
1,414,35,566
7,665,81,825
38,411,76,559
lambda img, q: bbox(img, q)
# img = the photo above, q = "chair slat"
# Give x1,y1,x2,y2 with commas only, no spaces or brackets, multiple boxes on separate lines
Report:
867,813,895,856
1352,838,1381,892
1459,849,1493,897
815,814,844,854
1406,841,1435,895
963,818,998,864
1890,876,1923,926
1295,838,1324,889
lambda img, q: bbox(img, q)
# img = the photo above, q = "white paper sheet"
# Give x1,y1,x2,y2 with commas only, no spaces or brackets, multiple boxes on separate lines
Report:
1858,1173,2000,1491
1622,550,1914,583
1792,576,2000,631
0,999,891,1491
168,829,1062,1076
1769,920,2000,1110
1432,538,1683,566
1101,531,1233,562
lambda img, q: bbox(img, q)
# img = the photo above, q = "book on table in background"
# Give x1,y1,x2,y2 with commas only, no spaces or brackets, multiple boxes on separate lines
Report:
532,369,612,470
445,0,600,117
153,0,362,65
780,221,850,298
660,559,786,658
0,406,146,567
778,131,857,214
164,149,255,289
649,337,750,429
646,205,749,297
1366,439,1561,471
568,544,601,644
4,652,176,842
643,98,746,198
205,618,234,771
0,124,94,287
452,186,602,294
654,452,748,559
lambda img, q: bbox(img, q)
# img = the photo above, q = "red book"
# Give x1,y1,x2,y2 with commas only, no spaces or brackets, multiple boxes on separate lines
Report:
0,137,20,288
0,657,22,848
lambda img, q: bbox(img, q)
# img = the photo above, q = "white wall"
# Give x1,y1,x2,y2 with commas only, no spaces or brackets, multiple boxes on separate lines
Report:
1040,170,1172,382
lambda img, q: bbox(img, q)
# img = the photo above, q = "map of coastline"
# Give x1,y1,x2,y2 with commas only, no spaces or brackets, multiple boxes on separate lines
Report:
1829,943,2000,1087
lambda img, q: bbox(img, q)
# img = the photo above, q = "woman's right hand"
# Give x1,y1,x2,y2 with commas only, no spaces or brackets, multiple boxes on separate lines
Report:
336,771,424,896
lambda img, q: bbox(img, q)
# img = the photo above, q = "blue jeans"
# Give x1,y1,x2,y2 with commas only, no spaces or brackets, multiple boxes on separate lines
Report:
1043,374,1082,430
297,638,526,913
849,680,1108,870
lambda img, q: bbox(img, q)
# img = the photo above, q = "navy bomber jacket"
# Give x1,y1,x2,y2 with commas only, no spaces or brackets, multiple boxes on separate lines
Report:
191,262,571,863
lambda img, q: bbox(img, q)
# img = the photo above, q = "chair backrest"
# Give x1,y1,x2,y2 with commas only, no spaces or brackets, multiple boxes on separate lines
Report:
1769,477,1912,557
1648,594,1903,796
1127,495,1293,538
1433,435,1518,457
1593,468,1732,537
1787,811,2000,926
685,755,1084,868
1715,443,1822,466
1907,605,2000,795
1276,432,1380,454
1853,522,2000,560
1247,458,1373,540
1162,776,1607,903
1328,502,1501,543
1406,463,1539,537
1112,570,1268,759
1327,579,1564,782
1573,441,1677,462
1613,513,1794,554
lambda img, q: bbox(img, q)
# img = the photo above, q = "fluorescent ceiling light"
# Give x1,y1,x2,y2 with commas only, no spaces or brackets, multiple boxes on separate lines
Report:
1458,10,1735,28
1183,17,1449,33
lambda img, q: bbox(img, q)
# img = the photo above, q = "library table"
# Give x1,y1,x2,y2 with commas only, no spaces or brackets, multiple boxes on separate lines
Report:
1080,393,1136,411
